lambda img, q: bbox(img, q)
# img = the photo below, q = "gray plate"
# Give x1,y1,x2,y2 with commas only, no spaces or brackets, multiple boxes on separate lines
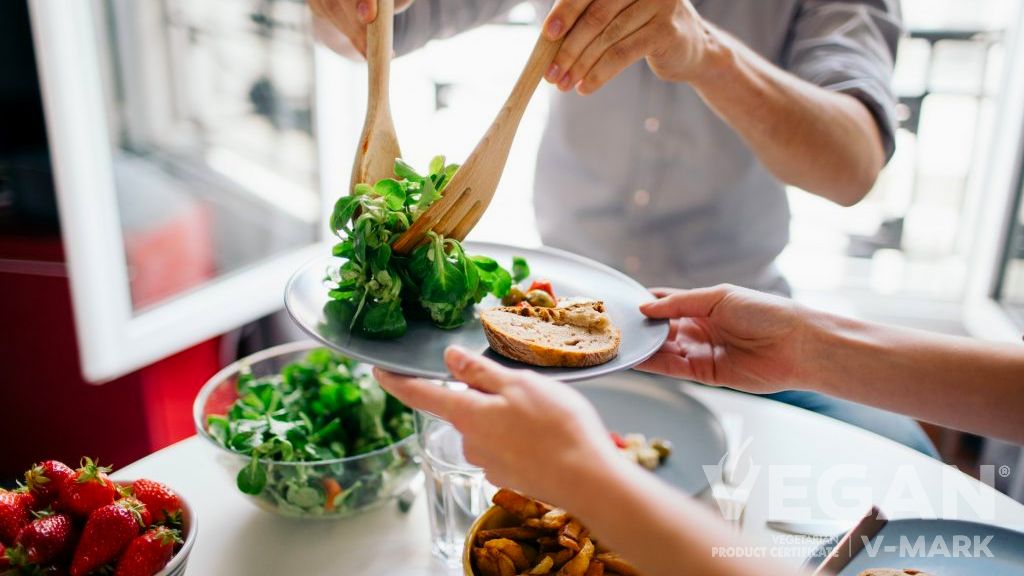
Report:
285,242,669,381
805,519,1024,575
574,371,726,495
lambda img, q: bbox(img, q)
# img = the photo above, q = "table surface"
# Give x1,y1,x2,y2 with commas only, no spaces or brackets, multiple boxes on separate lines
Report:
116,382,1024,576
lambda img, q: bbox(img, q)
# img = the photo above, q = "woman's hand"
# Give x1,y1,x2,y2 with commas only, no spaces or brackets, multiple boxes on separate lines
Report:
637,284,814,394
374,347,621,507
541,0,719,94
308,0,414,56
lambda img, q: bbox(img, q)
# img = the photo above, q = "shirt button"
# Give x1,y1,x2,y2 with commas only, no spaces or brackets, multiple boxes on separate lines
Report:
644,117,660,133
633,189,650,207
624,256,641,273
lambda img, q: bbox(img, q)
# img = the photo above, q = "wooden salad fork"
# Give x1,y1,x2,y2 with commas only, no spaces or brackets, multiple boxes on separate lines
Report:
391,35,564,254
351,0,401,192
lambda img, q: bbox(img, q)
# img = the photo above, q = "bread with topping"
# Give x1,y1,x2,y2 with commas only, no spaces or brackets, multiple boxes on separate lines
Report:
480,299,620,367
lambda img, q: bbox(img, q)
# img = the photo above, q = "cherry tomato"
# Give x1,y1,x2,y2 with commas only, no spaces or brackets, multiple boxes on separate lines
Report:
609,432,627,449
528,280,555,299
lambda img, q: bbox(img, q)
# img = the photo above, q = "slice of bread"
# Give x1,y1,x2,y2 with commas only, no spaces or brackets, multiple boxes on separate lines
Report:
480,300,621,367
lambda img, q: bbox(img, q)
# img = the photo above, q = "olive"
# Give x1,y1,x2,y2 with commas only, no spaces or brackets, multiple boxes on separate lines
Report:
650,438,673,462
525,289,557,308
502,286,526,306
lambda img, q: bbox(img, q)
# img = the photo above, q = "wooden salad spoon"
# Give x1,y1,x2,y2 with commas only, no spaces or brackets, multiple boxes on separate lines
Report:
351,0,401,192
391,34,564,254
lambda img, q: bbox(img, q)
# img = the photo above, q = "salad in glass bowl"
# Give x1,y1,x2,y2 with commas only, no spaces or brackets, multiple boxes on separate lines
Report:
193,341,419,518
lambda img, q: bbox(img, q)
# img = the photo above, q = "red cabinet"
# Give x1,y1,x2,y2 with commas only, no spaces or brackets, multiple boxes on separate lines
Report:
0,232,221,478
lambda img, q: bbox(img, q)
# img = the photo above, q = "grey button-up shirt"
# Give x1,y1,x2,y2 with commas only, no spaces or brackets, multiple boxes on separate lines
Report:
396,0,902,294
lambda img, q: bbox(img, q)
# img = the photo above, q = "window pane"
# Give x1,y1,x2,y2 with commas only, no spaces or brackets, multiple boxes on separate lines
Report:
94,0,320,312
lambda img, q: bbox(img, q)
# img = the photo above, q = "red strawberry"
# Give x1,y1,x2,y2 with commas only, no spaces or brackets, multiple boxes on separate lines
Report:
130,480,181,525
0,542,30,572
0,489,35,544
70,500,146,576
113,527,181,576
15,512,76,564
118,497,152,529
58,458,116,518
25,461,75,507
0,541,9,569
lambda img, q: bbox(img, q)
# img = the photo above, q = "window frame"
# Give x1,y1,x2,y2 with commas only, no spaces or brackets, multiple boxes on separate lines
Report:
27,0,359,382
963,4,1024,341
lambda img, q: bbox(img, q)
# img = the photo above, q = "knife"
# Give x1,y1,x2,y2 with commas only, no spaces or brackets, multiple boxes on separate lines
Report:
811,506,887,575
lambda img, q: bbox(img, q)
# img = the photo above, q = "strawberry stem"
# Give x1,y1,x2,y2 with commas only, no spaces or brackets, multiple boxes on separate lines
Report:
76,456,112,484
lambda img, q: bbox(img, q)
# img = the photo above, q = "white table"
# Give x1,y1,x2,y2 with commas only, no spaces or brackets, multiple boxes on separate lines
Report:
116,384,1024,575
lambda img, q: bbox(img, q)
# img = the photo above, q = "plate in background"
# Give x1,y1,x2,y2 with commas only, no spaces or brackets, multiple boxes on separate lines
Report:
804,519,1024,575
575,370,726,495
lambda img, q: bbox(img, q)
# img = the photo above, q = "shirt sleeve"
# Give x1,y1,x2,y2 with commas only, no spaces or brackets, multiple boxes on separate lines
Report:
782,0,903,161
394,0,536,55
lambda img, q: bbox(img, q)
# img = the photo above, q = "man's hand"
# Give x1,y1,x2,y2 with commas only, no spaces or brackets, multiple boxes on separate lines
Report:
374,346,621,506
541,0,717,94
309,0,414,56
637,284,814,394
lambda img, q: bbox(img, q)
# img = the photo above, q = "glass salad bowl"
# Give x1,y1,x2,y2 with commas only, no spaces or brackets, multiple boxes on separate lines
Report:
192,341,420,519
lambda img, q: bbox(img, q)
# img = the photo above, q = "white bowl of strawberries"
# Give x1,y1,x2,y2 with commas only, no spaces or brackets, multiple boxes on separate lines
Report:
0,458,196,576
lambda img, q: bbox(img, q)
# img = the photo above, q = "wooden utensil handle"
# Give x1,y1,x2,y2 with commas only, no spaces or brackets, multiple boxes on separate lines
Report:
366,0,395,107
503,35,563,123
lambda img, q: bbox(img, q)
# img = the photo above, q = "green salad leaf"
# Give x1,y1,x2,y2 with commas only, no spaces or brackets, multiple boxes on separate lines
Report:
238,459,267,495
327,157,527,339
207,349,416,515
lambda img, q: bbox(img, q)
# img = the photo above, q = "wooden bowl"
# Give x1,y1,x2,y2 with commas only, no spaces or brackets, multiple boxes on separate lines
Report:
462,505,517,576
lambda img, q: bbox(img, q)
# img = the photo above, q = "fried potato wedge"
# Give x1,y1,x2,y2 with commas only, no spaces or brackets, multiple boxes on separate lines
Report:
477,526,547,545
525,508,570,530
494,550,517,576
558,518,585,552
550,548,575,570
528,555,555,575
484,538,531,573
473,547,500,576
556,537,595,576
493,488,552,519
472,491,641,576
594,553,641,576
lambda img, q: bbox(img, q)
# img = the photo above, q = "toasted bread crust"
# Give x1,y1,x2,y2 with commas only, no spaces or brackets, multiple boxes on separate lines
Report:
480,306,621,368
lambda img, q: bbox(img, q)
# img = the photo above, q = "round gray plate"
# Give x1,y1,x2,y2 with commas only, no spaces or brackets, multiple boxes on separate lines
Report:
804,519,1024,575
285,242,669,381
574,371,726,495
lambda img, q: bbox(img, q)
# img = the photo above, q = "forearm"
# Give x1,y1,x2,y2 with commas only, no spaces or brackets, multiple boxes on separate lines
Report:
802,311,1024,443
691,25,885,206
559,458,791,576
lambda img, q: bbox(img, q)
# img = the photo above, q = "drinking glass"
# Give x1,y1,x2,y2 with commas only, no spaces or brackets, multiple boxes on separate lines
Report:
415,408,495,565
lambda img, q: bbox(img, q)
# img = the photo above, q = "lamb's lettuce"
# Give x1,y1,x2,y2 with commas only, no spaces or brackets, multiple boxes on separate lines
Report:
207,349,415,516
327,157,525,339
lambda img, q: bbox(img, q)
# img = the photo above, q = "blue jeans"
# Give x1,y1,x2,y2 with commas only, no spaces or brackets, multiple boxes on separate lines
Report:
762,390,939,458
